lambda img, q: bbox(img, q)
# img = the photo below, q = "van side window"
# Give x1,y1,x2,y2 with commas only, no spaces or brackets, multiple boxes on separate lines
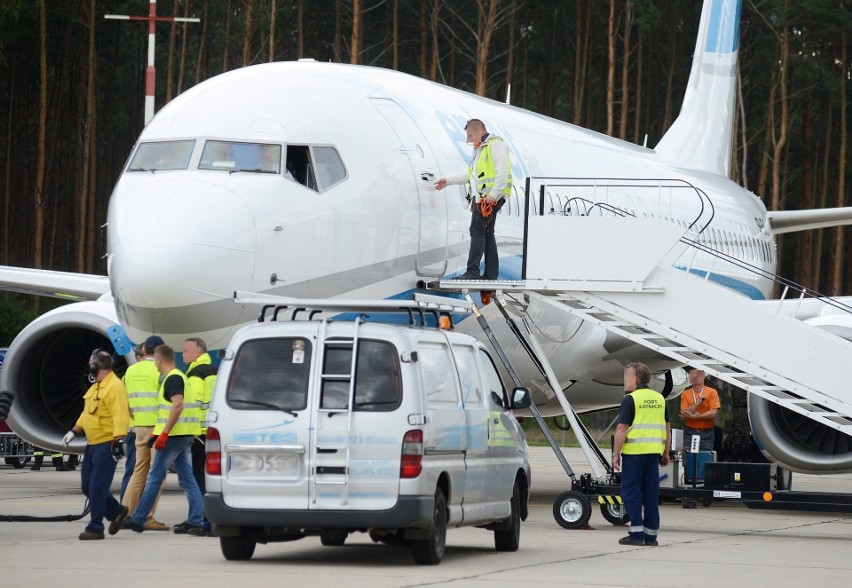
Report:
478,349,507,409
452,345,483,405
227,338,311,411
418,343,460,405
320,339,402,411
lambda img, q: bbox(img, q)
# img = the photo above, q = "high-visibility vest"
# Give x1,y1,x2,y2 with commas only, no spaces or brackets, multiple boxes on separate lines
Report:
153,369,200,437
622,387,667,455
123,358,160,427
467,136,513,202
186,353,217,434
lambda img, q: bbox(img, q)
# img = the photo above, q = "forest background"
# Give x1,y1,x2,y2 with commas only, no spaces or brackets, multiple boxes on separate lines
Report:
0,0,850,345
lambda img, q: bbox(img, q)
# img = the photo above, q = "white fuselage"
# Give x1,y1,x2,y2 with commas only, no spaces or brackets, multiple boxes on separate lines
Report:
107,61,775,414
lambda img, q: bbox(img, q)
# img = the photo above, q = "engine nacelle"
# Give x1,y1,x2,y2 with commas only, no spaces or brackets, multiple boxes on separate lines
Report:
749,313,852,474
0,300,135,454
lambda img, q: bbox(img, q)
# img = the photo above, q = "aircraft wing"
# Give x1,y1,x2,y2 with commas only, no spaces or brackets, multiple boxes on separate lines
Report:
0,265,109,301
767,207,852,234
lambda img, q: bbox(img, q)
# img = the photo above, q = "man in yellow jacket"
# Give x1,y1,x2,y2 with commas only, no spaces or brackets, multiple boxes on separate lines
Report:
612,362,671,547
435,118,513,282
63,349,130,540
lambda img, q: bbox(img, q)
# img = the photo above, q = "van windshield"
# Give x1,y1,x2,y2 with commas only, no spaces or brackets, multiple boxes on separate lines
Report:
227,338,311,411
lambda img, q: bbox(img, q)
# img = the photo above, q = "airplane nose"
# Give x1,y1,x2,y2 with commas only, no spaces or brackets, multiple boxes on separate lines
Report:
108,177,257,344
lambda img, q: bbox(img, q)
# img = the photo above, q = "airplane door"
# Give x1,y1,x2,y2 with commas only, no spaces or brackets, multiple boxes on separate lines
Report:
370,98,447,277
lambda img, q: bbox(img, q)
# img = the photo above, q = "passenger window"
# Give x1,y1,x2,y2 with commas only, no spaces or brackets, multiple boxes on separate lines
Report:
128,140,195,171
418,343,460,405
199,140,281,173
227,338,311,411
478,349,506,409
452,345,483,405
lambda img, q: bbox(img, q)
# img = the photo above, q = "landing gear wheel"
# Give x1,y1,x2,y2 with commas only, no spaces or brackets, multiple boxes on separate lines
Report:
494,481,521,551
411,488,447,565
219,530,256,561
599,501,629,526
553,491,592,529
320,532,347,546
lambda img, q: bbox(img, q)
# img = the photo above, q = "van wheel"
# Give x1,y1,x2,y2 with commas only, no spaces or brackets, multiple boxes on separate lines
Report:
4,456,29,469
411,488,447,565
494,481,521,552
320,532,347,546
553,490,592,529
220,531,256,561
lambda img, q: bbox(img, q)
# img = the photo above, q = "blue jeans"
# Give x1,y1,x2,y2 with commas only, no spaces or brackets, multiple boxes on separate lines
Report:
80,442,124,533
620,453,661,542
130,435,203,527
120,429,137,501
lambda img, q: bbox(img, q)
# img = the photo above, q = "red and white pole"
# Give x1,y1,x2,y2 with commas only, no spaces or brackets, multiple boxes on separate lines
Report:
105,2,200,126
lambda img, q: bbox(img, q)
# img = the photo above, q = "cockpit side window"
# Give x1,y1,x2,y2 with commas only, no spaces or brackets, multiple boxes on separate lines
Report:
128,140,195,171
285,145,347,192
198,140,281,173
313,146,347,190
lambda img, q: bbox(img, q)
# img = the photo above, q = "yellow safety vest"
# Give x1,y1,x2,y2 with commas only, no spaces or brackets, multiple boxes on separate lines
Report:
468,136,513,201
153,368,200,436
622,387,667,455
186,353,217,434
123,358,160,427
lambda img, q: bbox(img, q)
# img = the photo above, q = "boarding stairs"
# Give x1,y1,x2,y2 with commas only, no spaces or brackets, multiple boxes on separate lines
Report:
439,212,852,442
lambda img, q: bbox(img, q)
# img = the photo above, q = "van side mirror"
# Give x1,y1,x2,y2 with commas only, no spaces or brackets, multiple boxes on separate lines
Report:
510,387,532,410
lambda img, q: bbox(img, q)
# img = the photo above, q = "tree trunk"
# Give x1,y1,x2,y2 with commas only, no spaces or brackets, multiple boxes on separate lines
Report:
474,0,499,97
269,0,277,62
392,0,399,70
573,1,591,126
34,0,47,270
757,68,777,200
351,0,361,64
2,60,15,265
505,0,516,101
177,1,190,94
606,0,615,136
796,87,815,287
243,0,255,66
632,33,642,144
166,0,179,101
298,0,304,60
223,0,232,71
831,31,847,295
813,107,832,290
420,1,428,77
430,0,441,81
195,0,209,84
662,4,678,130
770,14,789,214
78,0,97,273
619,0,632,140
736,61,748,189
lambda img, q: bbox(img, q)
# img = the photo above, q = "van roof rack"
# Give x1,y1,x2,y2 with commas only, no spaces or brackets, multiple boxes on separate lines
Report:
232,291,471,328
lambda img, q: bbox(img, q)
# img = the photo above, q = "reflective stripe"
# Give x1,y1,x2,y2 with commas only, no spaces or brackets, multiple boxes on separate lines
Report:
622,388,667,455
467,136,513,201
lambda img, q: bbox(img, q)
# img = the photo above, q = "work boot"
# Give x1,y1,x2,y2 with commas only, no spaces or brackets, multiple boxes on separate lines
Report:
618,536,645,546
108,505,130,535
79,530,105,540
451,271,481,280
29,465,40,471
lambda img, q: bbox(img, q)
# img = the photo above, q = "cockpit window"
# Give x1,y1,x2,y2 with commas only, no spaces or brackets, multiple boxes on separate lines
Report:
285,145,346,192
128,140,195,171
198,140,281,173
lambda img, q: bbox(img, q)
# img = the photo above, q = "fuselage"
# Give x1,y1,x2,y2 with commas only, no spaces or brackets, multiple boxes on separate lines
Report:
107,60,775,413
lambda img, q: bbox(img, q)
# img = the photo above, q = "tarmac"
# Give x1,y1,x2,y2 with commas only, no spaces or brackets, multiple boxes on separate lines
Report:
1,446,850,588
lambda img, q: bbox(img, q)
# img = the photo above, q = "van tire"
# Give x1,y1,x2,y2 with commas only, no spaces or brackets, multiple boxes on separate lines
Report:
494,481,521,552
411,488,447,565
220,532,256,560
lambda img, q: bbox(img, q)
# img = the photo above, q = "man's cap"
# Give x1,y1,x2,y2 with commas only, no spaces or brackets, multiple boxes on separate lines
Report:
464,118,484,130
144,335,165,348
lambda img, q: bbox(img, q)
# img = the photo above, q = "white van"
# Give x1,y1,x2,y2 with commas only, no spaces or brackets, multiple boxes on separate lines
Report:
204,302,531,565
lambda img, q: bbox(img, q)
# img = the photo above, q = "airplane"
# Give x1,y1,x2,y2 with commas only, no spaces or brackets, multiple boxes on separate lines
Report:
2,0,852,476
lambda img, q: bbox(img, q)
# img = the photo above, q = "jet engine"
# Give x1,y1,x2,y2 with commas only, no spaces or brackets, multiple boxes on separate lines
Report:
749,313,852,474
0,300,133,454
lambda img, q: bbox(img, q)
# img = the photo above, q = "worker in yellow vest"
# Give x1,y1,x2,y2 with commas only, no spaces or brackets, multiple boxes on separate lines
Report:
123,344,204,535
435,118,513,283
612,362,672,547
181,337,217,496
120,336,169,531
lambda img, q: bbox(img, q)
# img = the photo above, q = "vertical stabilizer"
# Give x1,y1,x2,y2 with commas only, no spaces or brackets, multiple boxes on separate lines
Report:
654,0,741,177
